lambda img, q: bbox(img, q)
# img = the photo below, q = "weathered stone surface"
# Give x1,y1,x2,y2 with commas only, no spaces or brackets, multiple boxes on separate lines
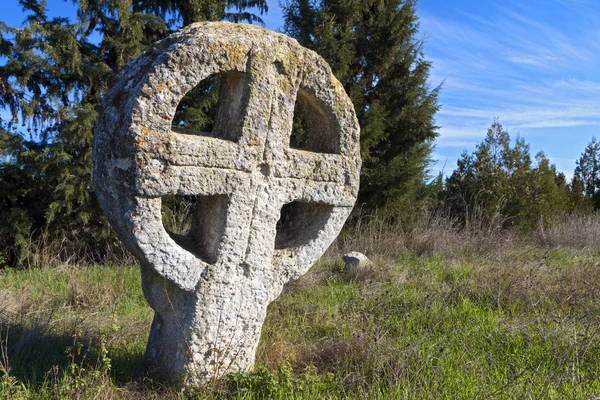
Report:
342,252,373,274
93,22,360,384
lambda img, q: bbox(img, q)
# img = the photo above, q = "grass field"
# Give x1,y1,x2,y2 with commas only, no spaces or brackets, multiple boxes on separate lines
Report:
3,219,600,398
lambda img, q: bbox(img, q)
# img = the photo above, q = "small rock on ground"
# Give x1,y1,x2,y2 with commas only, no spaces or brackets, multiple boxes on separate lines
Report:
342,251,373,274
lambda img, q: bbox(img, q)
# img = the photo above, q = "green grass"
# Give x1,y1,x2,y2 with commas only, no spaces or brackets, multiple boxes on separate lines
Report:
2,248,600,398
255,252,600,399
0,265,152,399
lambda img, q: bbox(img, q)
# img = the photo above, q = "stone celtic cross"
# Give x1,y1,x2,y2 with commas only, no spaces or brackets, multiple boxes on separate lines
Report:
93,22,360,383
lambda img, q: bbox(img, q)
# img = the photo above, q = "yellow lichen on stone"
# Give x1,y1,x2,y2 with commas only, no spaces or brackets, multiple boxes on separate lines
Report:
332,76,346,100
227,46,248,70
135,135,145,147
306,65,314,74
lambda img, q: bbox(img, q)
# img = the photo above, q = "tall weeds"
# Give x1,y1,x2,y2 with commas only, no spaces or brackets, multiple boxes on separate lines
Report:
6,205,600,270
328,209,600,261
3,226,135,269
536,213,600,248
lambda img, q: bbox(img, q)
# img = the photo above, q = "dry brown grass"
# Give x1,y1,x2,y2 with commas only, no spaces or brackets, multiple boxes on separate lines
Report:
257,336,298,370
9,227,136,270
327,210,600,264
465,250,600,313
11,209,600,271
536,213,600,248
66,270,126,310
0,289,32,321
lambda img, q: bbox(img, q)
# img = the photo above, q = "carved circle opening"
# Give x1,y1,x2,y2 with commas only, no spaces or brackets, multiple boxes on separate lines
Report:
172,71,248,142
290,88,341,154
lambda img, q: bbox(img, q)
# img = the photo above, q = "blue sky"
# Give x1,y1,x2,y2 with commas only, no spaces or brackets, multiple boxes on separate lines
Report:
417,0,600,179
5,0,600,179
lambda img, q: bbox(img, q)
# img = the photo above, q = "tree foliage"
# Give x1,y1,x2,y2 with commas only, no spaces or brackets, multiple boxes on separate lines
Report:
281,0,441,220
0,0,267,266
572,137,600,209
442,120,571,230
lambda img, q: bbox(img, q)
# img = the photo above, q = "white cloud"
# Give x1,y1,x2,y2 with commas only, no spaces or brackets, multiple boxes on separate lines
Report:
436,140,480,148
517,120,600,129
507,54,564,68
438,104,600,130
437,125,488,139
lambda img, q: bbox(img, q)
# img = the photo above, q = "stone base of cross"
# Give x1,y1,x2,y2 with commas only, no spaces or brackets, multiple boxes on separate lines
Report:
93,22,361,384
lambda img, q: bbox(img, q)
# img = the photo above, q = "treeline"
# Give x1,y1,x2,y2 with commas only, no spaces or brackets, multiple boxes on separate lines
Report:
438,120,597,231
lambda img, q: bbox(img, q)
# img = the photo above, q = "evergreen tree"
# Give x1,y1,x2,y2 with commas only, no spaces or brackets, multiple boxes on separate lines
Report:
0,0,267,266
527,152,569,228
442,120,570,229
573,137,600,209
281,0,441,221
444,121,514,228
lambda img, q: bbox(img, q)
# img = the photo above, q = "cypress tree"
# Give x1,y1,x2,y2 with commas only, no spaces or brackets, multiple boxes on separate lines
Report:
0,0,267,266
281,0,441,221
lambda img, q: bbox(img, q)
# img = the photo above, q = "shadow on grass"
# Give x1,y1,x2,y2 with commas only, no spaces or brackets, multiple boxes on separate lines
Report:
1,319,146,385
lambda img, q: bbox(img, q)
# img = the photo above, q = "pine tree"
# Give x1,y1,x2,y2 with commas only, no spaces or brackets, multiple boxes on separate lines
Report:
281,0,441,221
573,137,600,209
0,0,267,266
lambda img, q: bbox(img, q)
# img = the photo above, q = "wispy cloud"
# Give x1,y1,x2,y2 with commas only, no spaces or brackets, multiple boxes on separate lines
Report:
518,120,600,129
436,125,489,139
507,53,564,68
419,0,600,176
